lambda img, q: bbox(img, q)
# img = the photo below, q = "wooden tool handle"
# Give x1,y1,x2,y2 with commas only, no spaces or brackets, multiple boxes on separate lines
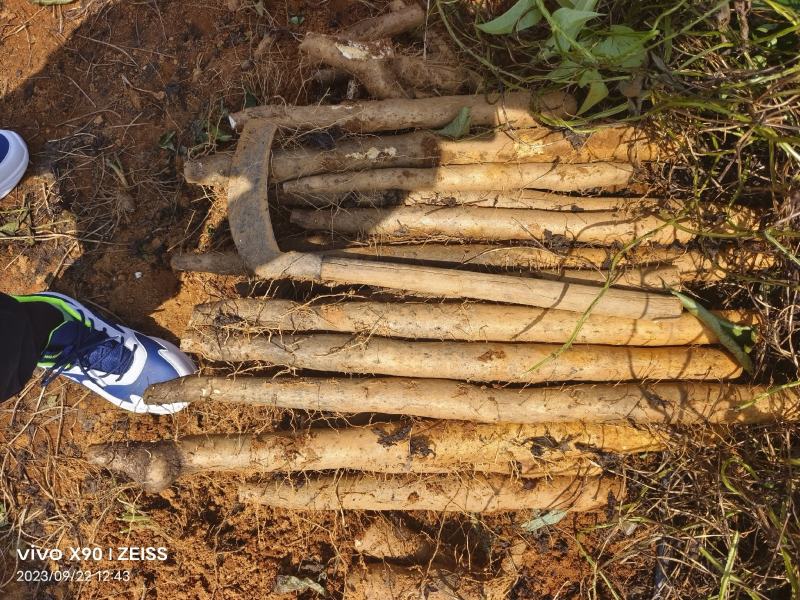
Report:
316,256,682,319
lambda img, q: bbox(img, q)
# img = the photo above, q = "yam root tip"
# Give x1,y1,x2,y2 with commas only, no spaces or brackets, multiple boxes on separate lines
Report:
86,442,183,493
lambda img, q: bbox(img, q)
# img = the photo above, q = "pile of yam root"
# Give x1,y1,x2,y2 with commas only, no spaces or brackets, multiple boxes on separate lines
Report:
85,4,796,597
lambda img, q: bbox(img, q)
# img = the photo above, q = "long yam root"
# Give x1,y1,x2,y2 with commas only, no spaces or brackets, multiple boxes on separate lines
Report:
239,472,624,512
86,420,654,492
289,205,691,246
169,245,774,284
342,2,425,40
145,377,798,425
281,162,634,195
181,330,743,383
184,126,662,186
189,298,753,346
228,90,576,132
278,189,662,211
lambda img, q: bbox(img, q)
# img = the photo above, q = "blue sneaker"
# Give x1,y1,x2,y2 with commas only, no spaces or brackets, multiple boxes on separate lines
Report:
0,130,29,199
14,292,196,414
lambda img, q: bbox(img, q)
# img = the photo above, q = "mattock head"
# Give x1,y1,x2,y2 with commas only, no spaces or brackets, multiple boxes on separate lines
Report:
227,119,322,280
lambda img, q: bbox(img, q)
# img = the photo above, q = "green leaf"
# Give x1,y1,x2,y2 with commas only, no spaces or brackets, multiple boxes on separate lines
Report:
672,291,755,374
158,131,176,152
435,107,471,139
548,7,601,51
289,14,305,26
0,219,21,236
477,0,542,35
208,124,233,143
592,25,650,69
548,58,583,83
577,68,609,113
572,0,599,10
521,510,568,532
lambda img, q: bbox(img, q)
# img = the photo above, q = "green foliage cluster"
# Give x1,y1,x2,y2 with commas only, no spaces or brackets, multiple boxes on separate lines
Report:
476,0,650,113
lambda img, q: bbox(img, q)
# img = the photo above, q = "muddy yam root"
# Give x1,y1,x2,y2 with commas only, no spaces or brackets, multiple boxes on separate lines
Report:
169,246,774,286
168,246,687,275
354,519,437,562
282,162,634,195
239,473,624,513
184,126,661,186
146,377,798,425
86,421,657,492
344,564,510,600
229,90,576,132
168,250,683,289
289,206,691,245
181,331,743,383
299,34,409,99
342,2,425,40
279,189,663,211
300,33,480,99
190,298,751,346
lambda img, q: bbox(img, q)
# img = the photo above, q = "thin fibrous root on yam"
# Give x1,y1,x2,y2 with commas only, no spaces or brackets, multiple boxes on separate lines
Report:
344,563,513,600
289,206,691,246
86,421,656,492
228,90,576,132
145,377,798,425
183,126,663,186
180,331,743,382
188,299,754,346
281,162,634,195
239,472,625,513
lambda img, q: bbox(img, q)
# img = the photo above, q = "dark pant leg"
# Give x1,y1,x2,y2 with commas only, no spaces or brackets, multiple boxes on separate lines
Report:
0,292,40,402
0,292,62,402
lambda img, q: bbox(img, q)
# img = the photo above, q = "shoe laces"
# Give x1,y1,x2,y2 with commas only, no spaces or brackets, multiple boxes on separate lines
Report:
42,311,137,386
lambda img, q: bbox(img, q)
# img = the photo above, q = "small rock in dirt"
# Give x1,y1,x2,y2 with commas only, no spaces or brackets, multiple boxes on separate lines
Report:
240,59,253,71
